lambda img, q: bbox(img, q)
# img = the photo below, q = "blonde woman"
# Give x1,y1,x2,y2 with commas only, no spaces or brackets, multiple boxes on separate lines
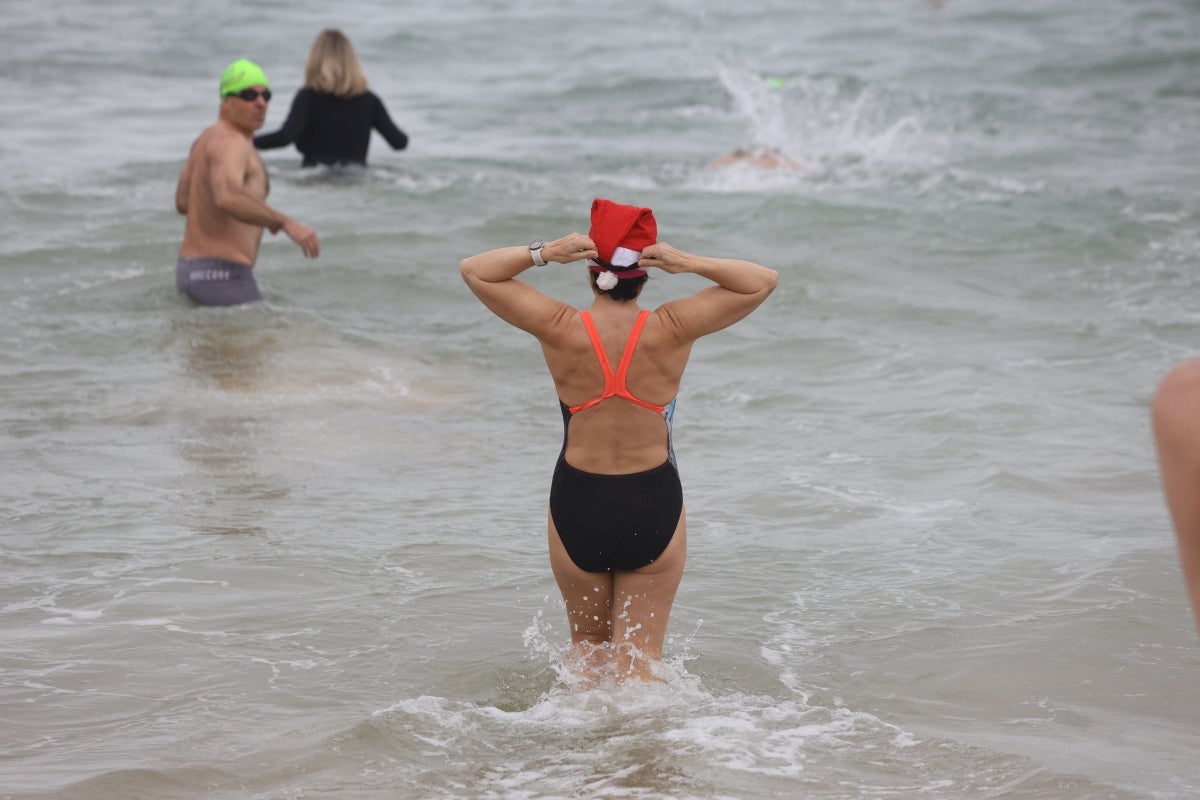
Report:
255,29,407,167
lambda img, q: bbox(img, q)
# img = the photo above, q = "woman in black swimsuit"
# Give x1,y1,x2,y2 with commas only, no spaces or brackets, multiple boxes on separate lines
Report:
254,29,407,167
461,198,778,683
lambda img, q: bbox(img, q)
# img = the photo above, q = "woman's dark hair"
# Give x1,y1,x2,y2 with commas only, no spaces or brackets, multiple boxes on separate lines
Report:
589,270,647,301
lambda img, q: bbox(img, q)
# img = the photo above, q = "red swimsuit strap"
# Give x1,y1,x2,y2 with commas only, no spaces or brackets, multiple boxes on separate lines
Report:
568,310,666,415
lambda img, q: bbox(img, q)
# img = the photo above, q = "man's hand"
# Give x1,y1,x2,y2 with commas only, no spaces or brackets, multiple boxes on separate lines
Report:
281,218,320,259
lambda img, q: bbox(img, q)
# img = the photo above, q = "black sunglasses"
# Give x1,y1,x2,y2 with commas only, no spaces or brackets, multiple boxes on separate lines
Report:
226,88,272,102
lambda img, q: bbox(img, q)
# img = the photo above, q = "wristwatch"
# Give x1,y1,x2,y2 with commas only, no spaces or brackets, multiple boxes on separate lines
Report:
529,239,547,267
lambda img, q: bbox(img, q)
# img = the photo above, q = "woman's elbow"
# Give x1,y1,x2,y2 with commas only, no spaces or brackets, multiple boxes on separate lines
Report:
760,268,780,295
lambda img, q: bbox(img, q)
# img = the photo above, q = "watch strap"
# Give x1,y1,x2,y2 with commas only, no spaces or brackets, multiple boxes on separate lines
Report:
529,240,547,267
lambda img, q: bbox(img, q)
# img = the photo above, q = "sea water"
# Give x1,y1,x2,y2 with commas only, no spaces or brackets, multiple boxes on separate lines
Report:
2,1,1200,798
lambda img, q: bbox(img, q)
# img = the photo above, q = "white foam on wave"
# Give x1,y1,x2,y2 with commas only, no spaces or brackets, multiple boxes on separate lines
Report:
40,607,103,624
368,670,924,799
361,605,936,798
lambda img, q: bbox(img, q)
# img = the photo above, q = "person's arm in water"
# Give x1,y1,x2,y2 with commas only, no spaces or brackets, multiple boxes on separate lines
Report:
254,90,312,150
641,243,779,342
370,93,408,151
1153,360,1200,636
460,233,598,338
175,140,198,215
207,135,321,258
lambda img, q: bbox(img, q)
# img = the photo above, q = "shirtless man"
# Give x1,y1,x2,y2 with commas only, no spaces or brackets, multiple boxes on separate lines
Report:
175,59,320,306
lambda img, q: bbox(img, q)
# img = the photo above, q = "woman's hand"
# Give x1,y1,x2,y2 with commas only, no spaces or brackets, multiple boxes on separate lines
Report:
544,233,598,265
640,242,688,274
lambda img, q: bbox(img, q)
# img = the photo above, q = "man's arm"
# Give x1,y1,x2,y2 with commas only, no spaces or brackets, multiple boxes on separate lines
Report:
207,137,320,258
175,140,197,215
207,137,285,231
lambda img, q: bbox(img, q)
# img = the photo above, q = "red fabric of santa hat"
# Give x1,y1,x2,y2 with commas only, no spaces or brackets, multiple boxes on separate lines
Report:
587,198,657,279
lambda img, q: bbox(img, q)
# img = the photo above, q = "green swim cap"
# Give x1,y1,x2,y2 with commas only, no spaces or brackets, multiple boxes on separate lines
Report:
219,59,269,97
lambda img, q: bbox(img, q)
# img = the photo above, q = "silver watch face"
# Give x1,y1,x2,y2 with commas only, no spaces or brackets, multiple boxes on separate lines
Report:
530,239,545,250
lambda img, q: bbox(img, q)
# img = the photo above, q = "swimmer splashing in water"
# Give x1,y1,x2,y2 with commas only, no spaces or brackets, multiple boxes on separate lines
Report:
710,73,803,172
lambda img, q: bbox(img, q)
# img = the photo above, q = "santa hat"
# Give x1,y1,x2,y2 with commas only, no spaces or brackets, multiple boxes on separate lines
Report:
587,198,657,279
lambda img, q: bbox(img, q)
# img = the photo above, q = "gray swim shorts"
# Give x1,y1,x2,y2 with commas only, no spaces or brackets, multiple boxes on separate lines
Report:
176,257,262,306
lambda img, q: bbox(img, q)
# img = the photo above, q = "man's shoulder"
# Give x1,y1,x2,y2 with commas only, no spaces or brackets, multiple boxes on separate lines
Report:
199,121,254,156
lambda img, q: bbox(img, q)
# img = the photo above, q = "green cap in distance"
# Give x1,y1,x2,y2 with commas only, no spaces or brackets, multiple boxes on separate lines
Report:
219,59,269,97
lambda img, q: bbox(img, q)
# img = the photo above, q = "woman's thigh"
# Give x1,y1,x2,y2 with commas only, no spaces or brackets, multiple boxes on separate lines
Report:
613,509,687,659
548,510,615,644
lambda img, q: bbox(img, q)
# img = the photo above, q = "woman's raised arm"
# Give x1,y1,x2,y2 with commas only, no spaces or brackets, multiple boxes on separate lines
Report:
641,242,778,343
460,233,598,338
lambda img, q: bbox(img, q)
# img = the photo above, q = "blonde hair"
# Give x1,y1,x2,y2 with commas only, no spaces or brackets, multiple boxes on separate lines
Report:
303,29,368,98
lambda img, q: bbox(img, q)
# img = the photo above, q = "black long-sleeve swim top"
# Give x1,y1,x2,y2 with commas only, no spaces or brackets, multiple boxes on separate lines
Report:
254,88,408,167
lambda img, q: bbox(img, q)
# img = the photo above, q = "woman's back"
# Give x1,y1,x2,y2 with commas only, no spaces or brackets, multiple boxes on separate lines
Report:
543,305,692,474
255,89,407,167
295,90,384,166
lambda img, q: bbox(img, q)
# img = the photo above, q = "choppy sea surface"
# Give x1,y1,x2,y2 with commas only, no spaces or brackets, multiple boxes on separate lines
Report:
3,1,1200,798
